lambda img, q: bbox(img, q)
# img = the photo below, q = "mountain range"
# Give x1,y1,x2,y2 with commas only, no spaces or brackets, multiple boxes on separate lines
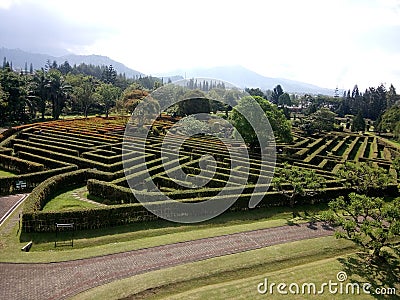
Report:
0,47,144,78
1,47,335,95
158,66,336,95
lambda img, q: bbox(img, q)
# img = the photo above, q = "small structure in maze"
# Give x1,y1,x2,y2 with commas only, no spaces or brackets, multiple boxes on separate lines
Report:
55,223,74,247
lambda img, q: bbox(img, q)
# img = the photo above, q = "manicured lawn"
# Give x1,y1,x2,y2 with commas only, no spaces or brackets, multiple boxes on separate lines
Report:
0,169,16,177
72,237,361,300
158,254,399,300
1,202,330,263
42,187,100,212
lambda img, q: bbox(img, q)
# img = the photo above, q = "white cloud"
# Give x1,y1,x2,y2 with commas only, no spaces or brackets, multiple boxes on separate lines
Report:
2,0,400,88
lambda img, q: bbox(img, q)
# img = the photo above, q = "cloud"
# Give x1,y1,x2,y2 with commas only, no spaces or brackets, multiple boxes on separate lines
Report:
0,1,114,55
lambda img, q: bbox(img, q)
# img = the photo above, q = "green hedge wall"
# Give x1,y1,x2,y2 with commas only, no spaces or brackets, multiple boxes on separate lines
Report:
0,154,44,174
0,165,78,195
22,178,399,233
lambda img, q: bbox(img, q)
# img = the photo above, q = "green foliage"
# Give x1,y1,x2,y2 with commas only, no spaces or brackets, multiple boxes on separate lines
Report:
338,84,389,121
278,92,291,106
244,87,264,98
101,65,117,84
95,82,121,117
118,85,149,113
273,162,326,206
271,84,283,104
377,103,400,135
0,68,28,125
351,111,365,132
67,74,97,117
177,89,211,116
322,193,400,258
178,115,210,136
301,108,336,135
46,69,71,119
337,161,392,193
0,154,44,174
230,96,292,147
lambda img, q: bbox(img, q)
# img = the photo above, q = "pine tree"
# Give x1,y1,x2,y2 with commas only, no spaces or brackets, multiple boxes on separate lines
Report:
352,111,365,132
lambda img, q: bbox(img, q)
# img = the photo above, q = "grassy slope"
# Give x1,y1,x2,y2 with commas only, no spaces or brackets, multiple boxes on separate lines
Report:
1,203,328,263
72,237,361,300
162,254,399,300
0,169,16,177
42,188,100,211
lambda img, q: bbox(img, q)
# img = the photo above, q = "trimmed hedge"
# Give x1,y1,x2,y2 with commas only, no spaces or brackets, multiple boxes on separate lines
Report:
0,165,78,195
0,154,44,174
21,155,400,233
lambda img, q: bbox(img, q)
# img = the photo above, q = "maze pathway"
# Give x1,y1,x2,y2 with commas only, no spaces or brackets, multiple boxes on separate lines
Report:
0,222,333,300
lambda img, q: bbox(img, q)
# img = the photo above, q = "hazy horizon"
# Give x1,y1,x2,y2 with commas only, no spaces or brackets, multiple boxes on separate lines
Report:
1,0,400,91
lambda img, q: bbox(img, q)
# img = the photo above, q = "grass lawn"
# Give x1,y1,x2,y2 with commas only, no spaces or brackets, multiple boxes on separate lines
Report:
72,236,366,300
0,169,16,177
42,187,101,211
158,254,399,300
1,202,330,263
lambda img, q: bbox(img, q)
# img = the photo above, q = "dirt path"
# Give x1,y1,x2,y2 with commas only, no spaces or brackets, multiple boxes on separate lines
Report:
0,221,333,300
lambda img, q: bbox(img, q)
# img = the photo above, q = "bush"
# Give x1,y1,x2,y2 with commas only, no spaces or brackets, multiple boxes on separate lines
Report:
0,154,44,174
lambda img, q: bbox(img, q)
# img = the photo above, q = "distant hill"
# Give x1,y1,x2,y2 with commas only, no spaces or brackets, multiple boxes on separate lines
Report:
0,47,144,78
158,65,336,95
1,47,337,95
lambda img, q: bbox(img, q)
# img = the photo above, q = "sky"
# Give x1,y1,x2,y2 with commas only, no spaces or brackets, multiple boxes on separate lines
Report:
1,0,400,90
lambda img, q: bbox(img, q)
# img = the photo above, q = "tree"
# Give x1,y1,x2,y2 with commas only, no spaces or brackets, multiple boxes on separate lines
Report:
245,87,264,98
301,108,336,134
322,193,400,258
376,103,400,134
273,162,326,207
222,89,240,117
0,68,28,124
337,161,392,194
96,83,121,117
386,84,398,109
133,96,160,127
278,92,291,107
271,84,283,104
31,69,49,119
58,61,72,75
0,83,9,122
119,83,149,113
178,89,210,116
46,69,71,119
178,115,210,136
230,96,292,148
68,74,96,118
101,65,117,84
352,111,365,132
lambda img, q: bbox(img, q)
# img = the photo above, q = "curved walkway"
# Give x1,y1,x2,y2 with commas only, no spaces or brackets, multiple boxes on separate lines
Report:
0,193,28,228
0,221,333,300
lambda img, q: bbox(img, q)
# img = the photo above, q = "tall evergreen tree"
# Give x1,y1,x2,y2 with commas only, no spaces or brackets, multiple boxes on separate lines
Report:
271,84,283,104
352,111,365,132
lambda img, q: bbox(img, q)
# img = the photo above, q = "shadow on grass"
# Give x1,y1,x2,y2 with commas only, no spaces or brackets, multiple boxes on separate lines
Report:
338,252,400,299
20,201,329,247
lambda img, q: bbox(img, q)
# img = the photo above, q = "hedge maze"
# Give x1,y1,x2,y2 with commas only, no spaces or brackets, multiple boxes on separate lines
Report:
0,117,398,232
